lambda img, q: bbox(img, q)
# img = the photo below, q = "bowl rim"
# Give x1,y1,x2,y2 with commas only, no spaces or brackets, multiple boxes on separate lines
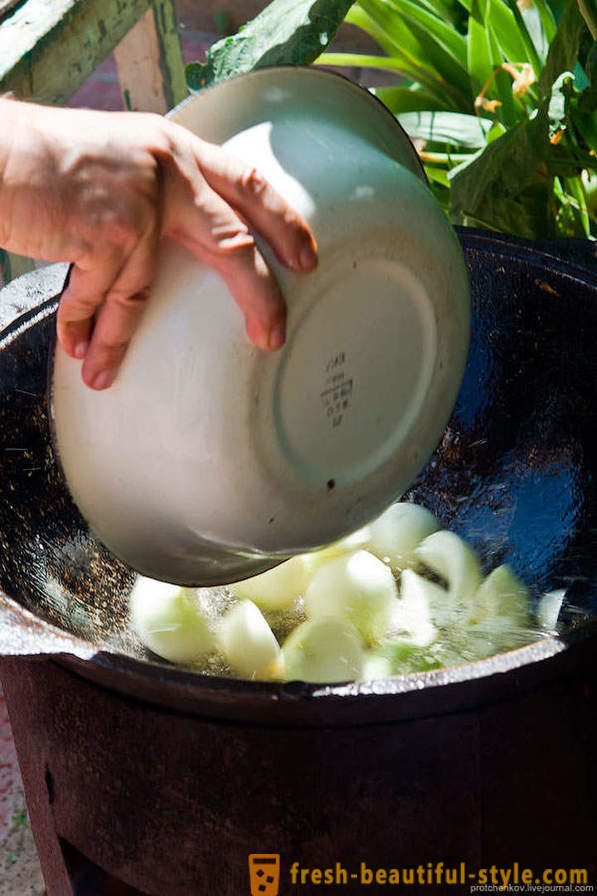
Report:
170,64,428,184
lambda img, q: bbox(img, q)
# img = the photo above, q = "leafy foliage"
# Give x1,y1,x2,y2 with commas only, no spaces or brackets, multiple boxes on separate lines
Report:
186,0,356,90
187,0,597,238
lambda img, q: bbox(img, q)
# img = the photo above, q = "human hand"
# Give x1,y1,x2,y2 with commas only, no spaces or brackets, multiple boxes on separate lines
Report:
0,98,317,389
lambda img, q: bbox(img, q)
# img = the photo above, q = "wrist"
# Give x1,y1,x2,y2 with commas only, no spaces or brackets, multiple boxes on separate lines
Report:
0,97,22,247
0,98,42,250
0,95,20,174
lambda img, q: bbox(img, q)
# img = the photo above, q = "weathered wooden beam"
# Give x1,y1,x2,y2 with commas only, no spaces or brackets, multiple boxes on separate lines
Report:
0,0,153,105
0,0,23,22
150,0,188,108
114,0,187,113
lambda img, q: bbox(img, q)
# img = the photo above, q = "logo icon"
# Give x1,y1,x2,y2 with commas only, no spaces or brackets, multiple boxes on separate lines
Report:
249,854,280,896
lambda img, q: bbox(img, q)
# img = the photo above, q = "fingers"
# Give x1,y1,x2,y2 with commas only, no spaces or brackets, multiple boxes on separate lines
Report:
58,225,159,390
214,242,287,351
195,139,318,274
56,130,318,391
170,181,286,351
57,252,123,361
80,226,159,389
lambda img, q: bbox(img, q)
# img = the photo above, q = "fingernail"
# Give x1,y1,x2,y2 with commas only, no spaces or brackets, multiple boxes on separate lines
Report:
299,243,317,271
268,323,286,350
91,369,115,391
74,340,89,360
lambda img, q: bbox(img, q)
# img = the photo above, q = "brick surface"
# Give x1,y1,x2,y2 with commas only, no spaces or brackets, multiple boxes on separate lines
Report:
0,688,45,895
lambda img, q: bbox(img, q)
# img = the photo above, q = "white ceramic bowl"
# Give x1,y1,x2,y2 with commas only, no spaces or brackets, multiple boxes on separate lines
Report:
51,67,470,585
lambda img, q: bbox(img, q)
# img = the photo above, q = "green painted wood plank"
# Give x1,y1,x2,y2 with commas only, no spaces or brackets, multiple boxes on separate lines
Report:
0,0,23,21
150,0,187,108
0,0,152,104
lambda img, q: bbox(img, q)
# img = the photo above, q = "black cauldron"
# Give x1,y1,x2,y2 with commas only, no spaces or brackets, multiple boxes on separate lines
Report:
0,229,595,894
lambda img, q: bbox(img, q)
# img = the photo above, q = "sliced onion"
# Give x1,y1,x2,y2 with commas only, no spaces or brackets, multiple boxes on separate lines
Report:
368,502,440,572
469,564,529,624
230,555,312,610
300,525,372,574
414,530,482,609
466,615,528,660
218,599,280,678
259,654,287,681
304,550,398,644
130,576,213,664
536,589,565,631
385,570,438,647
361,653,393,680
281,616,364,683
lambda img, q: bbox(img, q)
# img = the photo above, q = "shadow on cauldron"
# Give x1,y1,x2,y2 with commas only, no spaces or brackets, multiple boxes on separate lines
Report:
0,230,596,894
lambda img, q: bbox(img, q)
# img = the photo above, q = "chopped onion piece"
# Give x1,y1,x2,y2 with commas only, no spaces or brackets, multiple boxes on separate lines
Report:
230,555,312,610
300,525,372,574
260,654,287,681
466,615,526,660
281,617,364,683
130,577,213,664
469,564,529,624
362,653,393,680
304,550,398,644
414,530,482,609
218,600,280,678
536,589,565,630
368,503,440,572
386,570,438,646
404,568,452,628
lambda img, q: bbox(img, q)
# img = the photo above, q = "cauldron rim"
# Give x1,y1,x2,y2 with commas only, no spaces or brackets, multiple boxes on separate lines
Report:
3,583,585,726
2,231,597,725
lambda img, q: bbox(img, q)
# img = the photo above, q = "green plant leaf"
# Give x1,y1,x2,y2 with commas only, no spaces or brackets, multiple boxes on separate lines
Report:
586,39,597,83
519,1,549,62
317,50,430,79
489,0,536,65
399,110,494,146
566,174,591,234
451,101,554,236
533,0,557,43
345,4,399,55
383,0,468,66
469,0,489,24
578,0,597,39
502,0,544,73
425,165,451,186
186,0,356,89
372,85,451,112
538,0,586,99
570,100,597,152
467,12,494,91
486,24,520,127
359,0,472,101
415,0,468,29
